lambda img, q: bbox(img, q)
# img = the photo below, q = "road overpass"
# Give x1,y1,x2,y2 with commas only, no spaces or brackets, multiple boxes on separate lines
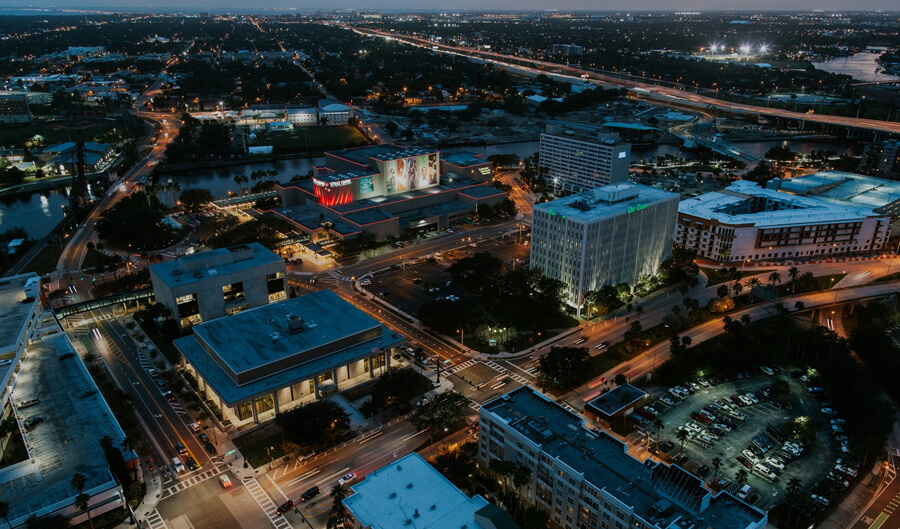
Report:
348,25,900,137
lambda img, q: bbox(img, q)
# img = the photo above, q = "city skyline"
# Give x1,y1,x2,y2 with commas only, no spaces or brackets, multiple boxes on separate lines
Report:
4,2,900,13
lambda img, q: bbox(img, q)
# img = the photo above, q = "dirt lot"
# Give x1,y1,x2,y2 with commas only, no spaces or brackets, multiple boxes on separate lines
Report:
644,371,839,511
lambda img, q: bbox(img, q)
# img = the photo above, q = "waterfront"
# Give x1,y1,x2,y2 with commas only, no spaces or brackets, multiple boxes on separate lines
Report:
812,49,900,83
0,138,858,238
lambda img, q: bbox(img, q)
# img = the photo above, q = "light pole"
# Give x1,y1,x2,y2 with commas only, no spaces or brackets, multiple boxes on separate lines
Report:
885,239,900,277
457,328,465,353
266,446,273,470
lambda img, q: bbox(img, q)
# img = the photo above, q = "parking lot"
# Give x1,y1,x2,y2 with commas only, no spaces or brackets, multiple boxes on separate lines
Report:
641,370,840,511
366,233,531,316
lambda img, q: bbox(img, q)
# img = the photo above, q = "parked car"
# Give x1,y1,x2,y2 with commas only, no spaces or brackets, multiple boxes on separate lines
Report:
736,456,753,469
199,433,210,444
204,442,217,454
23,417,43,430
811,494,830,506
736,485,751,499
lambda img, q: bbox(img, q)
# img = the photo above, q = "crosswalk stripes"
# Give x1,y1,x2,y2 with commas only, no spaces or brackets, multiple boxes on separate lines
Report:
469,401,482,411
450,359,478,373
144,510,168,529
243,478,292,529
525,367,538,376
484,361,530,386
169,401,187,416
161,467,224,497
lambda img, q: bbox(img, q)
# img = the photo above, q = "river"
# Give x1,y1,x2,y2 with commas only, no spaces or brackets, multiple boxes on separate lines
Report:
812,49,900,83
0,138,856,239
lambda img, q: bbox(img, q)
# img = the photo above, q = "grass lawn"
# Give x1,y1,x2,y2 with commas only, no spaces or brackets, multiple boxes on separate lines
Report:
254,126,370,154
699,266,775,287
238,431,286,469
82,247,122,271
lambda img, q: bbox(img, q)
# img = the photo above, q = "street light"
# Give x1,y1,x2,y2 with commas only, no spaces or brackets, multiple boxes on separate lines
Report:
267,446,274,470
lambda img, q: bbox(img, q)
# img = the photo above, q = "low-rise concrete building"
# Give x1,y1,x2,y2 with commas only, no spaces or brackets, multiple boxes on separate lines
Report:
479,387,767,529
149,243,287,328
343,452,517,529
176,290,404,427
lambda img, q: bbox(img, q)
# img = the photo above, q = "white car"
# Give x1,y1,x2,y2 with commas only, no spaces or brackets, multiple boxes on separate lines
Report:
189,422,201,432
835,464,857,477
765,457,785,471
736,484,751,500
760,366,774,376
338,473,357,486
811,494,830,505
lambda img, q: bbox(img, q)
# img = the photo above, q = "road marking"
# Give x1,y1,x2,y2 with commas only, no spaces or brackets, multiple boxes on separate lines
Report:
161,467,225,497
869,512,889,529
400,429,428,442
359,431,383,444
244,478,292,529
316,467,351,487
286,469,320,487
144,510,168,529
266,474,290,502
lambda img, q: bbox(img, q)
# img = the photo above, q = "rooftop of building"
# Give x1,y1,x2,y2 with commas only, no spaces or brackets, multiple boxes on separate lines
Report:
176,291,403,404
281,175,494,215
584,384,647,419
269,206,361,236
541,129,630,148
679,180,886,227
325,144,437,169
442,152,490,167
770,171,900,212
343,453,511,529
534,182,678,222
2,331,123,523
0,273,40,354
313,169,378,184
482,387,765,529
150,242,284,288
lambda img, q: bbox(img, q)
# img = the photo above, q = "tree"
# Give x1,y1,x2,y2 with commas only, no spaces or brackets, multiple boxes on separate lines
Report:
675,429,689,457
409,391,469,440
73,494,93,529
732,280,744,298
326,484,348,529
614,373,627,386
179,188,214,211
70,473,87,494
448,252,503,294
768,271,782,288
0,501,11,529
276,400,351,451
735,468,748,487
788,266,800,293
711,457,722,479
536,347,589,393
716,284,730,299
747,277,762,301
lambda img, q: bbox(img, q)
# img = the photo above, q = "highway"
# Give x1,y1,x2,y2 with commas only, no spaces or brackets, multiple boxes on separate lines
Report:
346,25,900,136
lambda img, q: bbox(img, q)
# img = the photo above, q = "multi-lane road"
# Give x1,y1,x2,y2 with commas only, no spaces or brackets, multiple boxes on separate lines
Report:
347,25,900,136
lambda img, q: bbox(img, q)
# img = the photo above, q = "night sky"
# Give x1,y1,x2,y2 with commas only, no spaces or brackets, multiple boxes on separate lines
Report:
8,1,900,13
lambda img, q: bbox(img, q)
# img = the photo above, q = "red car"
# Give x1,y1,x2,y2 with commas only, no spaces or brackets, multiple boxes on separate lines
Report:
736,456,753,469
691,412,712,424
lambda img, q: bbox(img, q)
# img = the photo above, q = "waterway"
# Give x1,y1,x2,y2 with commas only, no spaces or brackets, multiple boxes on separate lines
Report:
812,49,900,83
0,138,856,239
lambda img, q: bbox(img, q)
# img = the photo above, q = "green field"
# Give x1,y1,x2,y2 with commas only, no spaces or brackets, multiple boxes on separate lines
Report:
252,126,371,154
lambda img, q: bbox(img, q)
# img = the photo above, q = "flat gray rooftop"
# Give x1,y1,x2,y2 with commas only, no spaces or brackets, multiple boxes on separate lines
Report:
150,242,282,289
442,152,490,167
534,182,678,222
772,170,900,212
483,387,765,529
344,453,490,529
0,333,121,521
0,273,39,353
584,384,647,418
177,291,404,404
679,180,883,228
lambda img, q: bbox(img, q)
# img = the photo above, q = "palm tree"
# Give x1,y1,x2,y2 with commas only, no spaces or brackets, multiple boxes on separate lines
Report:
747,277,762,301
768,271,781,288
99,435,114,456
74,493,94,529
326,484,348,529
788,266,800,293
676,429,689,457
735,469,748,487
711,457,722,479
786,477,802,499
653,418,664,450
70,473,87,494
0,500,12,529
732,280,743,299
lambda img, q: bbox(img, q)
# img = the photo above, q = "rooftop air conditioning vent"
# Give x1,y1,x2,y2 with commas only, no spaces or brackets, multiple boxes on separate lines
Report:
406,483,413,489
389,492,397,498
172,268,183,275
